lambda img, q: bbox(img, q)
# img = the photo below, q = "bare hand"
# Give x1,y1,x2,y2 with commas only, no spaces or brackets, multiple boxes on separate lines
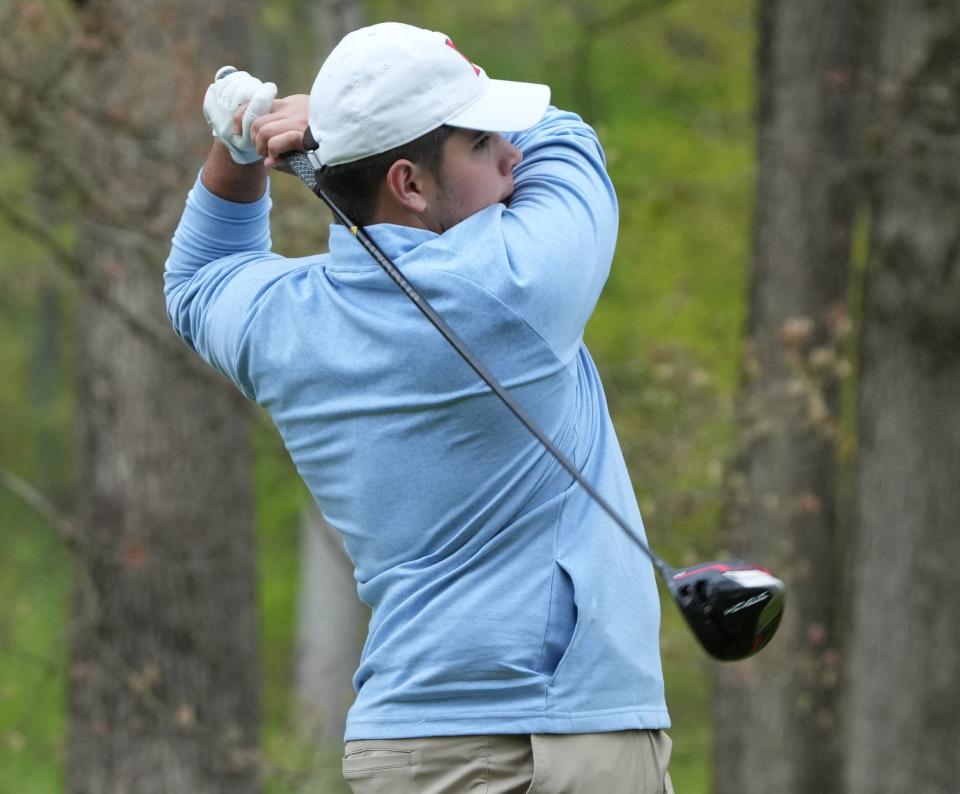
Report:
232,94,311,173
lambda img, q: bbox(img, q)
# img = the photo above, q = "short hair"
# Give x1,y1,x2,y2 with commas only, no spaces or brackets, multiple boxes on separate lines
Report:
317,125,457,226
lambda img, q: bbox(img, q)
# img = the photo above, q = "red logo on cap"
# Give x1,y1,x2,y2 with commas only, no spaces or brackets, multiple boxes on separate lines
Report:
445,38,481,76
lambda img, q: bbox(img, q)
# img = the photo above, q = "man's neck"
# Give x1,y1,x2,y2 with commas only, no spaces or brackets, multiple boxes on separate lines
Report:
370,205,433,231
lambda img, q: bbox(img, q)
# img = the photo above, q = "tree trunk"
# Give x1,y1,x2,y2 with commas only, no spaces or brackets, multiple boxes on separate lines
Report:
845,3,960,792
292,0,367,747
66,2,261,791
312,0,364,59
294,504,366,745
713,2,860,793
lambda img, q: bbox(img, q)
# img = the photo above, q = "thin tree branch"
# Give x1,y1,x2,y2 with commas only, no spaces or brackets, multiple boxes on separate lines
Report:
0,466,78,548
0,196,249,395
0,35,176,218
0,70,130,219
5,129,118,219
550,0,678,118
0,195,80,276
0,58,163,154
37,40,168,159
585,0,676,32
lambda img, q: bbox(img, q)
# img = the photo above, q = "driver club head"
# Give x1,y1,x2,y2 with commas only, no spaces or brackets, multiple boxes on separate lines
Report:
662,560,785,661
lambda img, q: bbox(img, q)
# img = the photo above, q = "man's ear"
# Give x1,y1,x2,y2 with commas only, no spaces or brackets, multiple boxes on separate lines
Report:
384,159,430,213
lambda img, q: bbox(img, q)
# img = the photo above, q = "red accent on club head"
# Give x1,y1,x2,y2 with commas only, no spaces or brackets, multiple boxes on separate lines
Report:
673,562,775,581
673,563,735,580
445,38,481,76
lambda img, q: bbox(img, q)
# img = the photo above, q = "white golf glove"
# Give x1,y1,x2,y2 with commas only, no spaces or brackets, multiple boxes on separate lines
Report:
203,66,278,164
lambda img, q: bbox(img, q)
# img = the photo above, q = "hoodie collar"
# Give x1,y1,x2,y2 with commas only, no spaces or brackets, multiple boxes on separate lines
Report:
327,222,438,268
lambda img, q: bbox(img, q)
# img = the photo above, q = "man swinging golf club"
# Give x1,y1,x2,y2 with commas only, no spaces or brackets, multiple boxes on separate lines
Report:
166,21,675,793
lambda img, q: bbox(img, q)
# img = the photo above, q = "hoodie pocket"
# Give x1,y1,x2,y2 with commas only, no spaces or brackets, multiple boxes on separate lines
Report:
536,561,580,678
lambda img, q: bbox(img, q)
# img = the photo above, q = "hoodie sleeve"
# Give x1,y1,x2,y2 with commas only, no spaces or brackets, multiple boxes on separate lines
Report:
495,107,619,364
163,174,306,399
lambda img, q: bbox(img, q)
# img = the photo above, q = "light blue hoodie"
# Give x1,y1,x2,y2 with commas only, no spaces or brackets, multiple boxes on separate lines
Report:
165,107,669,740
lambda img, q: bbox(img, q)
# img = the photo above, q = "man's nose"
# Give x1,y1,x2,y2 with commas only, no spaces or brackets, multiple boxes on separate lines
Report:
499,138,523,174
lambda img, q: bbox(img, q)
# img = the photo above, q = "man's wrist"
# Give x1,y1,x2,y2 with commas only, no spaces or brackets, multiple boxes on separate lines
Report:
200,140,269,203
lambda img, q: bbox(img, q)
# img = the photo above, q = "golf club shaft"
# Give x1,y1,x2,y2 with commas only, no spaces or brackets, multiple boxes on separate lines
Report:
282,150,668,575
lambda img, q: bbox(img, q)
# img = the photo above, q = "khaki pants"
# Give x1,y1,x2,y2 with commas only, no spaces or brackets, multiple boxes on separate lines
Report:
342,730,675,793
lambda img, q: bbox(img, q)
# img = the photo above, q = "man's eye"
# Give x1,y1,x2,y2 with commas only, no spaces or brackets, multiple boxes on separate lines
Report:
474,134,491,150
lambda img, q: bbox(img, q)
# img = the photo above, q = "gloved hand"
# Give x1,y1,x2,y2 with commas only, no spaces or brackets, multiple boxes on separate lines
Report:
203,66,278,164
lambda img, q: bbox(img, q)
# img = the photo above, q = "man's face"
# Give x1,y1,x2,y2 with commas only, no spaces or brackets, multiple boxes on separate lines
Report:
423,130,523,232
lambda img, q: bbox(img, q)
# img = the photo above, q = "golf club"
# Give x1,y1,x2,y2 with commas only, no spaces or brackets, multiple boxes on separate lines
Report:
268,119,784,662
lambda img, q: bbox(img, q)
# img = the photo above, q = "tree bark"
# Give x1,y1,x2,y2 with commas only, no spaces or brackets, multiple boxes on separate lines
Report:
294,504,366,745
312,0,364,60
713,2,860,793
66,1,261,791
845,3,960,792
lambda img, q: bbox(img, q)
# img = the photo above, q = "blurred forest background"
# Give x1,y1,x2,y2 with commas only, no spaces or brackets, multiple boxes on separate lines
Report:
0,0,957,792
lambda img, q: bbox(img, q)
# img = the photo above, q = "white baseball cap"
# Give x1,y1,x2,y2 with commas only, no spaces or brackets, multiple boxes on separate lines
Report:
308,22,551,166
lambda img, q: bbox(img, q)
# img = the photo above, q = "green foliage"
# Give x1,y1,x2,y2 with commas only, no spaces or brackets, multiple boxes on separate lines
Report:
0,151,76,792
0,496,70,794
253,413,308,730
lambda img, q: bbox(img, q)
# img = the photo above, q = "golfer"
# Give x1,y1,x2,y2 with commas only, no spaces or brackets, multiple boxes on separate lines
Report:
165,21,673,793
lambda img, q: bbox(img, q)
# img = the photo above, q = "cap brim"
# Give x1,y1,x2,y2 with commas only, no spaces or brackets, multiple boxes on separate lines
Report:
445,78,550,133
